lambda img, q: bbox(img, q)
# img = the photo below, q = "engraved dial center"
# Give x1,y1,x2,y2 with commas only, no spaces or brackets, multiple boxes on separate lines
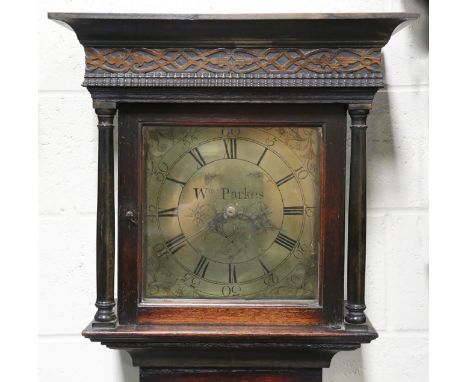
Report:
178,159,283,263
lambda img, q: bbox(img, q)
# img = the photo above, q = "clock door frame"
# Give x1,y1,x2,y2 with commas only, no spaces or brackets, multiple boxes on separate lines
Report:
117,103,346,326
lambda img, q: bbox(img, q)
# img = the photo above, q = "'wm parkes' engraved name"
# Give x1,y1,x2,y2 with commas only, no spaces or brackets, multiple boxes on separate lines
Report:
194,187,264,200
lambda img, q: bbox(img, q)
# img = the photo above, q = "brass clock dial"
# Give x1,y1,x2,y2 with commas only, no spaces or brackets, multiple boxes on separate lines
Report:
142,126,321,300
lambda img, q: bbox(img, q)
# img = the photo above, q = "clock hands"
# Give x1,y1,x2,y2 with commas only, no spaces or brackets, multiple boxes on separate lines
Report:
206,205,278,239
181,224,212,243
177,210,234,243
160,203,278,257
182,208,261,242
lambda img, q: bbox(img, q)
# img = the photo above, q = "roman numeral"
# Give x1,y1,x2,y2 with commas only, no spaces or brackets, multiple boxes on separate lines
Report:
275,173,294,187
283,206,304,215
258,259,270,274
165,233,187,254
158,207,178,217
274,232,297,251
228,263,237,283
166,177,186,187
256,147,268,166
188,147,206,168
223,138,237,159
194,256,209,278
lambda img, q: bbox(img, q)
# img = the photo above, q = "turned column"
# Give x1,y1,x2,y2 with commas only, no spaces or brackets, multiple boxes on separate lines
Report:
345,104,371,324
93,101,117,326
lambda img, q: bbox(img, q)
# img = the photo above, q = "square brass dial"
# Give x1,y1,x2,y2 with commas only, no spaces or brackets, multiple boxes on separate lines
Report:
142,126,321,300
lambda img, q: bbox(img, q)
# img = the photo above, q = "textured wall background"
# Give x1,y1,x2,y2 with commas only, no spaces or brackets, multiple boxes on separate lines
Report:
39,1,428,381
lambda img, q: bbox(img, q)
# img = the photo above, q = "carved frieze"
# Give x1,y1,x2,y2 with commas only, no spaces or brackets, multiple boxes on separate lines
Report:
84,48,383,87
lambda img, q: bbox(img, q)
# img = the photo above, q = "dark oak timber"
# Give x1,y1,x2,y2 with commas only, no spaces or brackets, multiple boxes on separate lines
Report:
117,107,139,324
48,13,417,49
93,101,117,326
346,105,371,324
140,369,322,382
88,87,380,105
48,12,416,382
82,321,377,369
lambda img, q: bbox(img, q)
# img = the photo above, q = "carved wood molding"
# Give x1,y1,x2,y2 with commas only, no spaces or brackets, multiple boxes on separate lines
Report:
84,48,383,87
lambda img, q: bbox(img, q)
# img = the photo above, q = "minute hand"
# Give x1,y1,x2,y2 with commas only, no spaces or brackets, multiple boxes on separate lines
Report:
183,224,211,242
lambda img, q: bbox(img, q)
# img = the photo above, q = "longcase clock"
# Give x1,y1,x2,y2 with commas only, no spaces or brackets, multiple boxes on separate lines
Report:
48,12,417,382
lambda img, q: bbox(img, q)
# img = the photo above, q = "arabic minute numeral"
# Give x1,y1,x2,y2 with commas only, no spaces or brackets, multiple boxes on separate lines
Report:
182,273,200,288
221,127,240,137
154,243,169,257
305,206,317,217
264,273,279,286
222,285,241,297
154,161,169,181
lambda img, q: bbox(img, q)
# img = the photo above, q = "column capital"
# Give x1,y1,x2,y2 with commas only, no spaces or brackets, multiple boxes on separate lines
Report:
348,103,372,111
348,106,370,129
93,100,117,110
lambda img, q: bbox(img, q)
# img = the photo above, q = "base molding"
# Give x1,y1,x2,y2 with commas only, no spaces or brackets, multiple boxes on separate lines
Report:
122,344,343,369
83,321,377,369
83,321,377,380
140,368,322,382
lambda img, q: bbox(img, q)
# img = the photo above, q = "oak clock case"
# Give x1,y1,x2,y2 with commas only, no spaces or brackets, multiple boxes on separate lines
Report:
48,12,417,382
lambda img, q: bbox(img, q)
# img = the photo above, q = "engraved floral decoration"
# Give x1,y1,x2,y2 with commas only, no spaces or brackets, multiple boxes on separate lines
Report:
264,127,321,181
145,253,175,296
254,242,318,298
146,255,204,298
184,203,212,228
145,127,199,179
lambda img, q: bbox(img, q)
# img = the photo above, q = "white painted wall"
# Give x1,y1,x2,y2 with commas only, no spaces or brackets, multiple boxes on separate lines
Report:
39,1,428,381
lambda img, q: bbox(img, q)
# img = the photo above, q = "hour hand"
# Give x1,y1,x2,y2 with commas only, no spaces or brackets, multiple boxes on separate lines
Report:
184,211,226,241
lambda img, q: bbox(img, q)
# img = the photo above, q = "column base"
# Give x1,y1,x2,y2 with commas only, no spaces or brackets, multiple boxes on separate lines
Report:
345,302,367,324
